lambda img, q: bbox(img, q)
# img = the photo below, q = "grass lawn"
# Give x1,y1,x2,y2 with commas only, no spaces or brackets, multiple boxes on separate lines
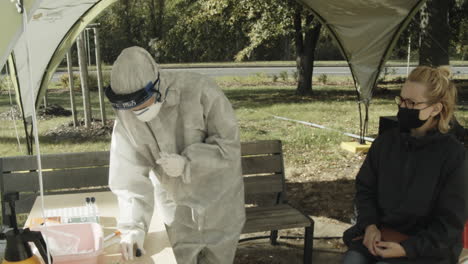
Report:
1,75,467,222
1,77,399,158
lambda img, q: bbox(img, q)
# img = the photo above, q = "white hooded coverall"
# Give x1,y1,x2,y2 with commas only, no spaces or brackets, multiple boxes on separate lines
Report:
108,61,246,263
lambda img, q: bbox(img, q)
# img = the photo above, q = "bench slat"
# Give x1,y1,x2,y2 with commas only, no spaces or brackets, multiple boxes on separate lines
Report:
241,140,282,156
3,139,280,172
241,155,283,175
2,151,110,172
244,174,282,194
3,141,281,171
3,167,109,193
15,193,37,215
242,205,312,233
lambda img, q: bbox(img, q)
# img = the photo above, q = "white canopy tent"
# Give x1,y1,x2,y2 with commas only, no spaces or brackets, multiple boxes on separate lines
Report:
0,0,43,70
5,0,117,120
299,0,425,101
0,0,427,152
297,0,426,138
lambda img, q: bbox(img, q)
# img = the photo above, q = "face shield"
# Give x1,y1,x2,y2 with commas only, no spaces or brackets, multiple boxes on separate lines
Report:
105,73,162,111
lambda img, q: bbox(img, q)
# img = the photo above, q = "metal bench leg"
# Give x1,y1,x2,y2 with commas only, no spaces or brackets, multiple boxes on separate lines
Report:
270,230,279,245
303,223,314,264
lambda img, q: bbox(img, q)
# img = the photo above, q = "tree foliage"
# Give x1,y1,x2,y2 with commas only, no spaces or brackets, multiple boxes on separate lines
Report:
450,0,468,60
97,0,166,62
150,0,247,62
93,0,467,64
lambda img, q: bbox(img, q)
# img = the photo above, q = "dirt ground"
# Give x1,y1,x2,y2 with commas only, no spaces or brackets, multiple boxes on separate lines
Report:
234,240,344,264
286,159,362,224
44,119,114,141
234,218,349,263
231,159,361,264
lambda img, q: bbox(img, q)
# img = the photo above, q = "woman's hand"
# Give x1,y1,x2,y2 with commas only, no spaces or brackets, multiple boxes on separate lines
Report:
375,241,407,258
363,224,381,256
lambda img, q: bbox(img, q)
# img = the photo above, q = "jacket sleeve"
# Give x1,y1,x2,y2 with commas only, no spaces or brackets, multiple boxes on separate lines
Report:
108,120,155,233
401,148,467,259
177,91,242,206
355,137,382,232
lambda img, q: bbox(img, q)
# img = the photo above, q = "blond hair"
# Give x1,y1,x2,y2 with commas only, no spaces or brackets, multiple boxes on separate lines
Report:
407,66,457,133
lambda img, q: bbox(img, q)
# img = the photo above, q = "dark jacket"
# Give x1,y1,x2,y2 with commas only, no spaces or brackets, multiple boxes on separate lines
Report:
344,128,467,263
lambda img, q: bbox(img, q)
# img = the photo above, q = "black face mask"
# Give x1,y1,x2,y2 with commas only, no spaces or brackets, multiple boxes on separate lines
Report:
397,107,428,132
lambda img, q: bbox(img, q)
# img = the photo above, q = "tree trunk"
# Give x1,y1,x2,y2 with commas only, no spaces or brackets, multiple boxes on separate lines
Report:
149,0,157,37
77,33,92,128
86,29,92,66
122,0,133,47
148,0,165,39
294,8,321,96
66,49,78,127
419,0,450,66
94,27,106,125
157,0,165,39
283,36,291,60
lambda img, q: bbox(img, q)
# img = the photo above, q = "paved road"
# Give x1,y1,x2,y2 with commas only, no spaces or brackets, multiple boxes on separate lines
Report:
51,66,468,82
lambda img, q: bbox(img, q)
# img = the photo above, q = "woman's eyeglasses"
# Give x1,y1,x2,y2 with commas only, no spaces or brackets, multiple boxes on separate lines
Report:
395,96,432,109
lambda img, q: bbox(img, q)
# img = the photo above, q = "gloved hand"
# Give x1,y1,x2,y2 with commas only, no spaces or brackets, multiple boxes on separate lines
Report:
156,152,186,178
120,228,146,261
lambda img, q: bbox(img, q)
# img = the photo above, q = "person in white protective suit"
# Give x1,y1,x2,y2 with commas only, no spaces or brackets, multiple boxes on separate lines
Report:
105,46,246,263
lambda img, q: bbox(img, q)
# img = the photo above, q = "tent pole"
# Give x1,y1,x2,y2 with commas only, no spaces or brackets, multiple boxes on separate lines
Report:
7,55,32,155
93,27,106,125
29,122,33,155
358,101,364,144
21,7,53,262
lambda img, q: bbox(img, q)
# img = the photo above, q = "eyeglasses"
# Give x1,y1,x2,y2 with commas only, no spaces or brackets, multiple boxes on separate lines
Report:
394,96,432,109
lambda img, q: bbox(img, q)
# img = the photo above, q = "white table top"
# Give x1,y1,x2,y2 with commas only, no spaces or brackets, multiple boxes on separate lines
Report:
26,192,177,264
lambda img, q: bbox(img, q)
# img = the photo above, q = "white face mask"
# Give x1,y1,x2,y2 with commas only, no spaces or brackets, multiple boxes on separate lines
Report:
133,101,163,122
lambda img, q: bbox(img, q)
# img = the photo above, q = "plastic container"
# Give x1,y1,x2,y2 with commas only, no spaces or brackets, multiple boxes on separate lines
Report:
32,222,103,264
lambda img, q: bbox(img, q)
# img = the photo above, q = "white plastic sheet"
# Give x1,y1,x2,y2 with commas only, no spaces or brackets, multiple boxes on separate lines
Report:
0,0,42,69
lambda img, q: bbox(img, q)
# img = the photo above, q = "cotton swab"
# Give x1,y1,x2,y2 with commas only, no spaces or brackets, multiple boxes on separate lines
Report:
104,230,121,242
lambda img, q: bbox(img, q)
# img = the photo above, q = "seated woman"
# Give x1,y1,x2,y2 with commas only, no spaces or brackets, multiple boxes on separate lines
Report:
342,66,467,264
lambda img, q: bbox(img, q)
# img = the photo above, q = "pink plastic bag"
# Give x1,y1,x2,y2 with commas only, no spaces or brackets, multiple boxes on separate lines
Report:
33,222,103,264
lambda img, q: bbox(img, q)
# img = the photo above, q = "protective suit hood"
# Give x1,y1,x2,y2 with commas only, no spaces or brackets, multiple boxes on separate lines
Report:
110,46,162,95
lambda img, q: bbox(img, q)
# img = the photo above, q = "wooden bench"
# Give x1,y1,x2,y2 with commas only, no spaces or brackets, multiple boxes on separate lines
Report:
1,140,314,263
